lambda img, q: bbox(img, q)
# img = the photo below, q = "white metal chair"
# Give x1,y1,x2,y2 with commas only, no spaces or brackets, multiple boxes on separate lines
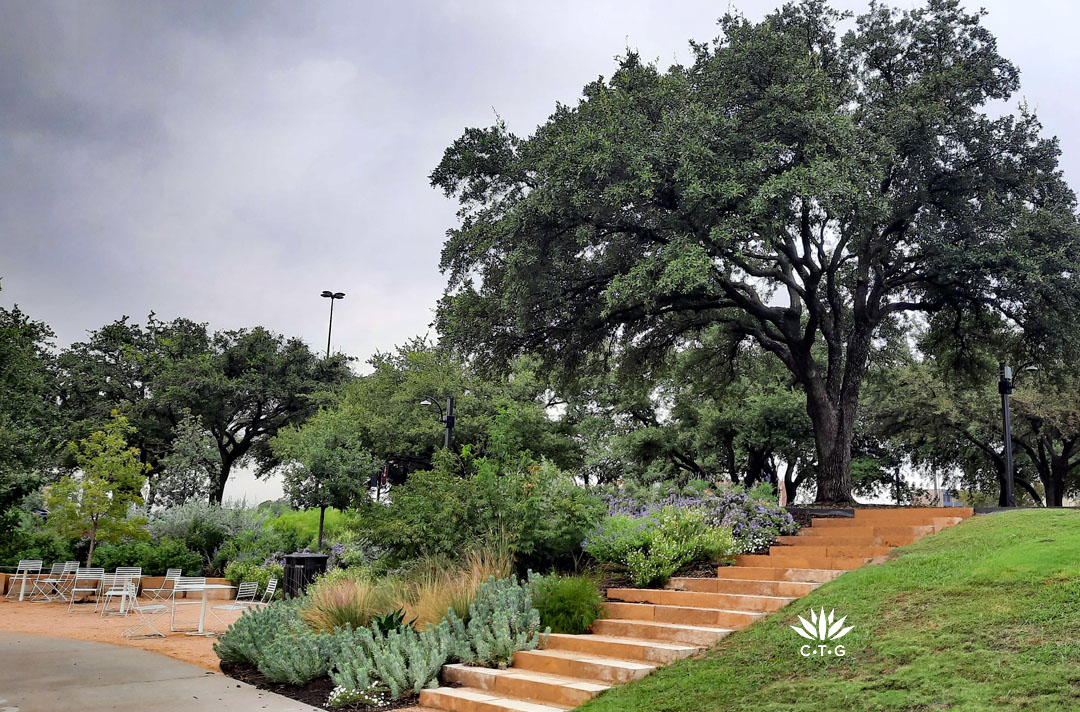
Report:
212,581,258,612
29,563,65,602
5,559,43,601
67,568,105,613
121,580,168,639
170,576,206,632
100,569,141,616
143,568,182,602
249,578,277,607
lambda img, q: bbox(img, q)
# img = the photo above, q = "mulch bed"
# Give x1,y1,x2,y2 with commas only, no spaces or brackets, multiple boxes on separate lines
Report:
219,661,420,711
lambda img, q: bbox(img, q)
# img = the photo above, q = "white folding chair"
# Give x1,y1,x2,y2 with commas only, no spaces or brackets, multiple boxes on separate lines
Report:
212,581,258,612
121,580,168,639
67,568,105,613
170,577,206,632
100,569,140,616
143,568,182,603
30,563,65,602
5,560,42,601
249,578,277,607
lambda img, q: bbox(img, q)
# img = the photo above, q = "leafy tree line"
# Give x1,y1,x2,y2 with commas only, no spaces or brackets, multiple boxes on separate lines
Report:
430,0,1080,503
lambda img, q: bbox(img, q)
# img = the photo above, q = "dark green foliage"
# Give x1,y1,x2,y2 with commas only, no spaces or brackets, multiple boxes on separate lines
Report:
0,512,74,567
92,538,203,575
530,574,605,634
371,608,415,637
373,453,602,568
432,0,1080,504
0,298,63,538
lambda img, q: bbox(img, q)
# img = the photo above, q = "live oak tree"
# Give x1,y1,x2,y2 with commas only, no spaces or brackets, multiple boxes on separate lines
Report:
0,294,64,537
61,317,352,504
46,414,149,567
431,0,1080,503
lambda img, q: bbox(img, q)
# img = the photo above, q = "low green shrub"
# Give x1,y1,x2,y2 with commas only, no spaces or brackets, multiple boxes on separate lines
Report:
450,575,547,669
258,627,335,685
92,538,203,575
328,619,464,704
0,514,74,567
214,599,307,666
531,574,605,634
584,505,737,587
223,559,284,599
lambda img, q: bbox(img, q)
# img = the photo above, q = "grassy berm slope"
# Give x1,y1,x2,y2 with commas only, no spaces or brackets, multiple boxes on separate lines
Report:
580,510,1080,712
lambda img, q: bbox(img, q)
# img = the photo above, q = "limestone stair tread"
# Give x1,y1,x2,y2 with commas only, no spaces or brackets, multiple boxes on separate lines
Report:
713,566,846,583
420,686,573,712
440,663,611,707
591,618,733,646
666,576,821,597
606,587,797,612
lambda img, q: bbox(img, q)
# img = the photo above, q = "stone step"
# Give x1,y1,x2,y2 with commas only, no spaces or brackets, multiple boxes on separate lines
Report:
768,544,893,558
734,554,871,570
799,524,935,539
512,648,656,684
440,663,609,708
607,587,795,613
667,576,820,597
778,534,919,547
420,686,570,712
853,506,974,519
543,633,702,663
603,601,765,628
714,566,845,583
591,618,733,646
811,515,962,529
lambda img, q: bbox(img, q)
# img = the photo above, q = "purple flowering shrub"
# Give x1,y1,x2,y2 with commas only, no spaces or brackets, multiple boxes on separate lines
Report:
583,503,737,587
582,481,797,586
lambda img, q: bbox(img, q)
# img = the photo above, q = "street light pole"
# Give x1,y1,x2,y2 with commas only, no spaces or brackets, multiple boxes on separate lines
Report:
320,290,345,359
999,362,1015,507
444,396,456,450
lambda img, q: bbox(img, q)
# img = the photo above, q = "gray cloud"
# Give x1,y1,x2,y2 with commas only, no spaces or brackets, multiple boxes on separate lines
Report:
3,0,1078,501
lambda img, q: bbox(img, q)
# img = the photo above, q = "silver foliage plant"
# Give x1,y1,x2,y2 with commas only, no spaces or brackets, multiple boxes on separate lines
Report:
449,574,548,669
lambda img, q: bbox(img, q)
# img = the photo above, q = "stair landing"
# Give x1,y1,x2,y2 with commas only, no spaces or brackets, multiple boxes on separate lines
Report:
420,507,973,711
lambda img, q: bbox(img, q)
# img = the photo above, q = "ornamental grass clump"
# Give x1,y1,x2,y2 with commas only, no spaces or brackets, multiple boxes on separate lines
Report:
302,568,400,632
404,546,512,627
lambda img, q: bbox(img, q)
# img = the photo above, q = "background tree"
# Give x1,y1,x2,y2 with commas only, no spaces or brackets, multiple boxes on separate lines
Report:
153,410,217,508
0,293,64,538
46,414,148,566
58,315,210,500
271,409,379,548
431,0,1080,503
326,338,580,488
61,318,352,503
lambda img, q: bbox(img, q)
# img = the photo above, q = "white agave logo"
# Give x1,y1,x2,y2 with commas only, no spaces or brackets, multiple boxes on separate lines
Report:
790,608,853,657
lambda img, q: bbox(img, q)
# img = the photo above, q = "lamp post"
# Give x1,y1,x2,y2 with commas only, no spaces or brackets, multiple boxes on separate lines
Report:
998,363,1015,507
420,395,456,449
320,290,345,358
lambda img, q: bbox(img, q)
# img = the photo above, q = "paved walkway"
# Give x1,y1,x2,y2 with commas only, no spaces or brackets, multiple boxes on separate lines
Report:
0,632,322,712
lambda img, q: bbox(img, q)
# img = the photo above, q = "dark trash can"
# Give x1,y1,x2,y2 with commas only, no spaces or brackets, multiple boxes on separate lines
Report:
282,552,329,597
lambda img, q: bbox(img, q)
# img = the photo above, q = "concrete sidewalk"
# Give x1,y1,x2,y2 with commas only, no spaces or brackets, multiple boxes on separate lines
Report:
0,632,322,712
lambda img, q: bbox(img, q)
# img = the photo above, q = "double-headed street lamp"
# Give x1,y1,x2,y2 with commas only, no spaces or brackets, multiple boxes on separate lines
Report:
998,361,1038,507
420,395,456,449
320,290,345,359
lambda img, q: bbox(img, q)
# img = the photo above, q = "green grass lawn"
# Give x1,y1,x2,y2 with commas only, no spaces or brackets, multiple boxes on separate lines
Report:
581,510,1080,712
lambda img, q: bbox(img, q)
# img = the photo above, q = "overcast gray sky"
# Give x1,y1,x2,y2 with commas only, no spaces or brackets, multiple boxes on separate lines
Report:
3,0,1078,501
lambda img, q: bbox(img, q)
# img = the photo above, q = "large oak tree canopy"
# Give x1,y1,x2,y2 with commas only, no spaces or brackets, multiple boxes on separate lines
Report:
431,0,1080,503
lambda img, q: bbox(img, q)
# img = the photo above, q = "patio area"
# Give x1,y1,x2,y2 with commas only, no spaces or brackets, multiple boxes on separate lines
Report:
0,595,244,670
